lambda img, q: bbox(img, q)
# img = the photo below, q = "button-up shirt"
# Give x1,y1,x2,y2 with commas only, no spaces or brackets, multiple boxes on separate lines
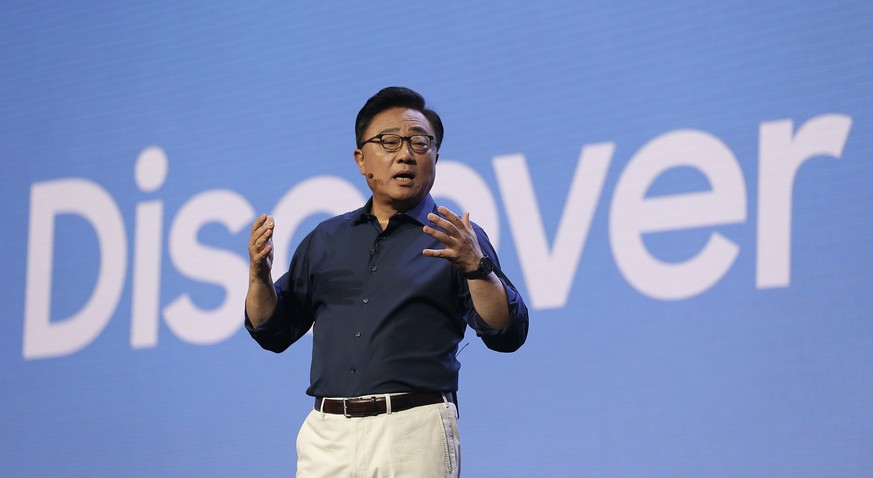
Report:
246,194,529,398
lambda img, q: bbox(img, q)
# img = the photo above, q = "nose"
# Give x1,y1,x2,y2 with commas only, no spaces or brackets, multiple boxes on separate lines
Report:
395,141,416,163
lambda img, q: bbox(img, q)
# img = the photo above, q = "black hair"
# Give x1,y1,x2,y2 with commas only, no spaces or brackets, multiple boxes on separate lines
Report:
355,86,444,149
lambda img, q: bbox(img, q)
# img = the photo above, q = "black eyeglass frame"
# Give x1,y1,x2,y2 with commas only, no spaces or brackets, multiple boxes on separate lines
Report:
358,133,437,153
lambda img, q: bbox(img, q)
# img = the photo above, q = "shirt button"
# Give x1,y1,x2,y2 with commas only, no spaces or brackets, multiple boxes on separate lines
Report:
362,298,369,304
370,266,378,272
350,368,357,374
354,331,361,338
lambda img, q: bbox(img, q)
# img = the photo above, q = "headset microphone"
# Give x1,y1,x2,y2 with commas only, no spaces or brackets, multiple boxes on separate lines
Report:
361,153,373,178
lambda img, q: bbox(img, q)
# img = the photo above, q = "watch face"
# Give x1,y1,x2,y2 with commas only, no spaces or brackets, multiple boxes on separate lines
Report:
481,256,494,274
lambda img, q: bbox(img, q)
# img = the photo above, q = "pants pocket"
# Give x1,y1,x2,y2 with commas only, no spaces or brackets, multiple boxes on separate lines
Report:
437,403,461,477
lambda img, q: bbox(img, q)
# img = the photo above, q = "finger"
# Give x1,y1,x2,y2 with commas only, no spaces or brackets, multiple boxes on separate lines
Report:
437,206,466,230
256,215,275,233
250,214,268,234
250,216,275,245
461,211,472,230
260,215,275,235
422,224,454,245
457,211,475,236
260,242,274,256
253,243,273,260
255,229,273,249
250,230,267,249
250,227,273,249
422,248,454,259
427,212,459,237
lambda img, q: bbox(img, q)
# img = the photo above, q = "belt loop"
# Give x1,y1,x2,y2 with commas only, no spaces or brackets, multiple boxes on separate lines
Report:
441,392,455,419
319,397,326,419
385,394,392,415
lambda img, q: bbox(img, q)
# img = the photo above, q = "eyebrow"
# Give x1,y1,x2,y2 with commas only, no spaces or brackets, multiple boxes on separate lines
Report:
376,126,431,135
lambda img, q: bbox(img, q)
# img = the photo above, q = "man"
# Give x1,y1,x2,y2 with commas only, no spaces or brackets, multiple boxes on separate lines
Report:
245,87,528,477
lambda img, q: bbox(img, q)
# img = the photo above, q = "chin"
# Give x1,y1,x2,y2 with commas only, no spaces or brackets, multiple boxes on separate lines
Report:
388,190,425,206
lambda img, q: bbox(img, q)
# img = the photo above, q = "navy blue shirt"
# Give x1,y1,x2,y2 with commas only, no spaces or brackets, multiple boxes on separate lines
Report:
246,194,528,397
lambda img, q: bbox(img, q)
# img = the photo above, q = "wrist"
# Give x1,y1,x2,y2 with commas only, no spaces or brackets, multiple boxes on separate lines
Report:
464,256,494,280
250,269,272,284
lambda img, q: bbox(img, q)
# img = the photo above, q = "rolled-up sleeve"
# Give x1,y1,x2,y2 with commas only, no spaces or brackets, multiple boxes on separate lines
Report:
463,226,529,353
244,235,316,353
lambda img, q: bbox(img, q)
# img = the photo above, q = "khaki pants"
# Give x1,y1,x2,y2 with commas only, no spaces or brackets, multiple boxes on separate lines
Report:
296,396,460,477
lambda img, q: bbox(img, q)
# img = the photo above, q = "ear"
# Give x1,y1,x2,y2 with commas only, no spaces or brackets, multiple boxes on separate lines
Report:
354,148,367,175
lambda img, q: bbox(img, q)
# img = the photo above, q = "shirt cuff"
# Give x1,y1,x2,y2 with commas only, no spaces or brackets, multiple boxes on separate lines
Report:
469,281,525,336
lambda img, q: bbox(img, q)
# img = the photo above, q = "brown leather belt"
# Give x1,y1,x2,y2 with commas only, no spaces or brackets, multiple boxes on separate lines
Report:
315,392,447,417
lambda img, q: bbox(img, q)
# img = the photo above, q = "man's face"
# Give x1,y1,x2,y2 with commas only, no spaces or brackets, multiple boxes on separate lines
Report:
354,107,439,213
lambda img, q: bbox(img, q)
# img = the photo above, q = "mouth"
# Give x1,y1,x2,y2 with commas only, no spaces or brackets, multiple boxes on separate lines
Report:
392,171,416,183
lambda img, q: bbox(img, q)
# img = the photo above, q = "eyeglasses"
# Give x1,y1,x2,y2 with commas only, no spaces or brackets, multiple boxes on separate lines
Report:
359,134,436,154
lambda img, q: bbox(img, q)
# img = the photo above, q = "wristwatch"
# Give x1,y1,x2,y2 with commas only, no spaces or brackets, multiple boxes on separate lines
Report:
464,256,495,280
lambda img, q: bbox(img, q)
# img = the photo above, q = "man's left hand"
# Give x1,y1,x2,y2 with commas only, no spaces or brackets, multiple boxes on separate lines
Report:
422,206,483,274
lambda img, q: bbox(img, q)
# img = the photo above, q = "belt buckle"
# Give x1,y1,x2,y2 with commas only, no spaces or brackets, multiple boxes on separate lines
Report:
343,396,379,418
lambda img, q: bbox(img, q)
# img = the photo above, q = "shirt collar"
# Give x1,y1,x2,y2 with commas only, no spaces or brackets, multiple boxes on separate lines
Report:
353,194,436,226
403,194,436,225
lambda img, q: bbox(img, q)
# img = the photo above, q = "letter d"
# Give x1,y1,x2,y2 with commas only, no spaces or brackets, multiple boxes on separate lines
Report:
24,178,127,359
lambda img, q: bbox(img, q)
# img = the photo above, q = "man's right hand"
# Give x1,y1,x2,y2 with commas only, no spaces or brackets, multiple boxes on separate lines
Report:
246,214,278,328
248,214,275,283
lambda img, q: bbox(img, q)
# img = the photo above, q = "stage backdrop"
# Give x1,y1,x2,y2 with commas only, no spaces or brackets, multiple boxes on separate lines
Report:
2,2,872,476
